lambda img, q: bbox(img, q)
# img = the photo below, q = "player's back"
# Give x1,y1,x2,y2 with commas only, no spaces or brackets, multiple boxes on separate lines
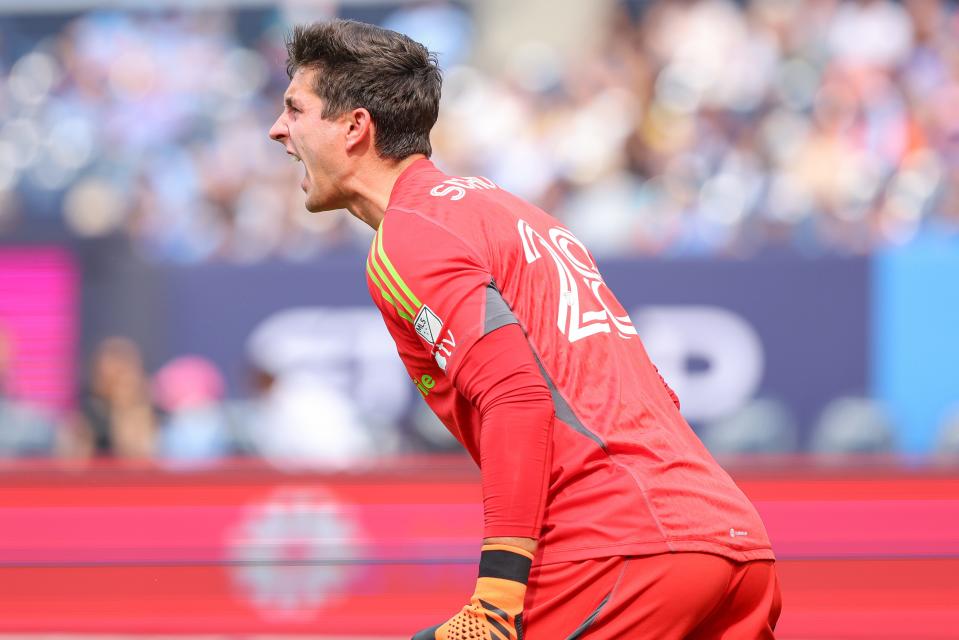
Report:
383,160,774,564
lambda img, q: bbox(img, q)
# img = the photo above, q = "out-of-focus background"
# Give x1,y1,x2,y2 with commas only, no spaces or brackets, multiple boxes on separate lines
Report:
0,0,957,638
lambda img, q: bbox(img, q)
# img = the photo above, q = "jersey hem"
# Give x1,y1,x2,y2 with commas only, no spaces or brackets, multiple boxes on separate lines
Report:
536,539,776,566
485,525,542,539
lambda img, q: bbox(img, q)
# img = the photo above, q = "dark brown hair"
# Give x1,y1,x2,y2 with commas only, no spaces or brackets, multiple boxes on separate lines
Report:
285,20,442,160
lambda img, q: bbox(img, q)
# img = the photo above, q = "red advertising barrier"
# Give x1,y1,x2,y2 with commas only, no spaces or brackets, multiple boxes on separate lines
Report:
1,458,957,639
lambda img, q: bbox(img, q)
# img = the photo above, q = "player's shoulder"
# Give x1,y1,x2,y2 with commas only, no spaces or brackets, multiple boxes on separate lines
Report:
389,158,501,210
389,159,521,227
384,158,560,260
378,199,466,251
384,161,490,241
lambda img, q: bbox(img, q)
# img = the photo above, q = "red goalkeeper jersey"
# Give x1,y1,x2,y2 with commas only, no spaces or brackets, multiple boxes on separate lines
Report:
366,159,774,565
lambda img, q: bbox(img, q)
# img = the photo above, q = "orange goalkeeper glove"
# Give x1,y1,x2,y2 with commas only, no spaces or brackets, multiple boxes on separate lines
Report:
412,543,533,640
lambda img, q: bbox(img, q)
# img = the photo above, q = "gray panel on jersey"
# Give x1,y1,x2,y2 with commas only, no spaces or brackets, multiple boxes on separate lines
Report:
484,283,607,451
484,282,519,334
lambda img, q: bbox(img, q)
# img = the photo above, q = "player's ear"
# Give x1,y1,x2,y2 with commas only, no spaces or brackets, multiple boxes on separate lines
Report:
344,107,373,153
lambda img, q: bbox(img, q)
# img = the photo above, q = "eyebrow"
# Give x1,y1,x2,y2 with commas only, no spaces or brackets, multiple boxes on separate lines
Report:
284,96,299,109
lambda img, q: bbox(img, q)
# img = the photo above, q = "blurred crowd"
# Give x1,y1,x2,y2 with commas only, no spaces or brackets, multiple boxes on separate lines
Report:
0,326,393,468
0,0,957,260
3,322,959,468
3,0,959,467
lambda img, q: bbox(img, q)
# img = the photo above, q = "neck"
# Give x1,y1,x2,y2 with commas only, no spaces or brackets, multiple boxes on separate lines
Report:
344,154,426,230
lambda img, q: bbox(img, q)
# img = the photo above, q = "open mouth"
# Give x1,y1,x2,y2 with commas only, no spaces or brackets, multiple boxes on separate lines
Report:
287,151,308,191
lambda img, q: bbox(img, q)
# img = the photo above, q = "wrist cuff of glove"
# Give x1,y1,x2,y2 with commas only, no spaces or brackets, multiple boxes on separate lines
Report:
478,544,534,585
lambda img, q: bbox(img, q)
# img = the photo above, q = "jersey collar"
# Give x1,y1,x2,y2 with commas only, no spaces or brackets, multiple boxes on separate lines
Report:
387,156,437,211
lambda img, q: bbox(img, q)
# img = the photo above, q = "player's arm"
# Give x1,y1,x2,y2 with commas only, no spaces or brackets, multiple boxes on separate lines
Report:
461,323,553,542
373,213,550,639
413,323,554,640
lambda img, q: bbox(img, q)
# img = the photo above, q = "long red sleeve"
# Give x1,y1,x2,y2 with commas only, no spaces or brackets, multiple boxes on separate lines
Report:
454,323,554,539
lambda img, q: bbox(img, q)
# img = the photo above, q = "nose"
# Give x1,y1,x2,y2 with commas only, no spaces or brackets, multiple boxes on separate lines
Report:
269,114,288,142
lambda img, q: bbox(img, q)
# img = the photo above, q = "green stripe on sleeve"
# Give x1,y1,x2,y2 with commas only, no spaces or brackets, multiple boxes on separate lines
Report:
370,240,417,318
376,224,423,310
367,257,414,322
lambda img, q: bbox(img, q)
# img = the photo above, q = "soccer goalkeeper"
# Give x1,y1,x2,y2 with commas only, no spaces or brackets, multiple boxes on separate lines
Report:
269,19,781,639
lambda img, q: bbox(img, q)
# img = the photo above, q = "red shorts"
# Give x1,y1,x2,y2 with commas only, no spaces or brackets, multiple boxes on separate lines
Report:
524,552,782,639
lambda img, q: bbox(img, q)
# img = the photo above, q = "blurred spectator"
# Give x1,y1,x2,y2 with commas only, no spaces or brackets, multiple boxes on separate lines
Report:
700,397,799,455
0,324,58,458
382,0,474,68
934,405,959,460
237,362,377,471
809,395,897,456
153,355,236,467
237,310,383,470
67,337,157,460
